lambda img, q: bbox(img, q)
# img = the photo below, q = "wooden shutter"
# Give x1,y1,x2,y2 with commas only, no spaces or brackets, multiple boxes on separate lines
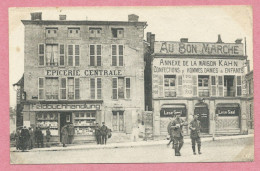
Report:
158,75,164,97
177,75,183,96
192,75,198,96
211,76,217,96
218,76,224,96
236,76,242,96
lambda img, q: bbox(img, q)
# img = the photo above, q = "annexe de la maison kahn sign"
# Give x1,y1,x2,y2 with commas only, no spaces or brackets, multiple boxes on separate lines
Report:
154,42,244,56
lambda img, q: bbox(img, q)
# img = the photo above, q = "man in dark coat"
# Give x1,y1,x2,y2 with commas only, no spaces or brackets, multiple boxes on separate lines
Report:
46,127,51,147
94,123,101,144
61,124,68,147
15,128,21,150
171,112,188,156
167,116,175,148
21,126,30,151
100,122,108,145
67,123,75,144
35,127,44,148
28,127,34,149
189,114,202,155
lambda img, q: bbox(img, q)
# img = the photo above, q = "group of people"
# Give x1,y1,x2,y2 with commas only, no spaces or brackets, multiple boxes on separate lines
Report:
15,126,51,151
167,112,202,156
94,122,112,145
61,123,75,147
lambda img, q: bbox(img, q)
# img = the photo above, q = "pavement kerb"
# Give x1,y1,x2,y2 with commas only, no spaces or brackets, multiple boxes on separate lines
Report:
10,134,253,152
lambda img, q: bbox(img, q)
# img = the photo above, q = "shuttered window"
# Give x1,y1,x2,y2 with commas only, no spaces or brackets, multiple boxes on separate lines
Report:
38,44,45,66
68,78,74,99
68,45,80,66
177,75,182,96
125,78,131,99
218,76,224,96
60,78,66,99
45,78,59,99
211,76,217,96
38,78,44,99
75,78,80,99
90,78,95,99
236,76,242,96
90,78,102,99
90,45,102,66
112,78,118,99
59,44,65,66
192,75,198,96
111,45,123,66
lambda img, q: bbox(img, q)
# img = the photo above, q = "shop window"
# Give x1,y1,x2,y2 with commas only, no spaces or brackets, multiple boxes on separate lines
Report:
38,44,45,66
164,75,176,97
90,78,102,99
59,44,65,66
112,77,130,99
46,28,57,38
224,76,235,97
74,112,96,135
112,45,124,66
38,77,45,100
89,28,102,37
68,44,80,66
198,75,209,97
46,44,58,66
60,78,66,99
236,76,242,96
90,45,102,66
112,111,124,132
45,78,59,99
111,28,124,38
68,28,80,38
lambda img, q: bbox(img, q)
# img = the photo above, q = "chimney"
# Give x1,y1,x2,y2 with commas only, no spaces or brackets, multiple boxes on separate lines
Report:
147,32,151,44
128,14,139,22
59,15,66,20
150,34,155,53
31,12,42,21
180,38,188,43
217,34,223,43
235,39,242,44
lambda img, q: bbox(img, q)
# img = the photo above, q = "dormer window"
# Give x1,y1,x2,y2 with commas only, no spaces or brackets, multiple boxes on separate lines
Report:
89,28,102,37
68,28,80,38
46,28,58,38
112,28,124,38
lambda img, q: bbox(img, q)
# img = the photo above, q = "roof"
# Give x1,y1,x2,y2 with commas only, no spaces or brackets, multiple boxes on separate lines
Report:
13,74,24,86
21,20,147,27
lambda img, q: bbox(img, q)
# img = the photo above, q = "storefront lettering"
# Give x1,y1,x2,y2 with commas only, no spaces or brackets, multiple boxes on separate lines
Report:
45,69,122,77
216,107,239,116
30,104,100,111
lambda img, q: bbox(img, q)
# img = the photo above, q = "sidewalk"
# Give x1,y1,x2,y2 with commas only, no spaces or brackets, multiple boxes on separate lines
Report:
10,134,253,152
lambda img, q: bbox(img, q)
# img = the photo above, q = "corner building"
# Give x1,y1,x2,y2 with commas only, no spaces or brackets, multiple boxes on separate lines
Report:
150,36,249,137
22,13,146,142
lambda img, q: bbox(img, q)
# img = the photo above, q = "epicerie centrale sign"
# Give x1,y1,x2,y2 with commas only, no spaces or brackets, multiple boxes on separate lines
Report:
153,58,245,75
45,69,123,77
154,42,244,56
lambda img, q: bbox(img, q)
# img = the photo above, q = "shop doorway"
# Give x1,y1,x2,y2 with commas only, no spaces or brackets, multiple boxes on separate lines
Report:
194,104,209,133
60,112,72,141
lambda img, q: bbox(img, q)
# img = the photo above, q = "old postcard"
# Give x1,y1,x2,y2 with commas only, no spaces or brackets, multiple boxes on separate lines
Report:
9,6,254,164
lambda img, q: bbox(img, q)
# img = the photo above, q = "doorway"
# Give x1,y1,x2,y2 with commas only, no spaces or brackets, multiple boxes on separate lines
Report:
194,105,209,133
60,112,72,141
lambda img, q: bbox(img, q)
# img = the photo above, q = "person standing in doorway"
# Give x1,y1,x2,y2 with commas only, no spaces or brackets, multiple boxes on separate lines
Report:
67,123,75,144
171,112,188,156
94,123,101,144
61,124,68,147
100,122,108,145
189,114,202,155
46,127,51,147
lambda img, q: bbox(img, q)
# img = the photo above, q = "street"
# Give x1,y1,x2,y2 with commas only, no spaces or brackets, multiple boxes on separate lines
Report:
10,137,254,164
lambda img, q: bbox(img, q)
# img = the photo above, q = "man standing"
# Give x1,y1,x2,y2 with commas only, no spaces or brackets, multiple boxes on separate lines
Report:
28,127,34,149
94,123,101,144
61,124,68,147
100,122,108,145
189,114,202,155
67,123,75,144
46,127,51,147
167,116,175,148
20,126,30,151
171,112,187,156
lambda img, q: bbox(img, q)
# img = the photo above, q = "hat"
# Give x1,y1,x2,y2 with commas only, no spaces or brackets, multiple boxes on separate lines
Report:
102,122,105,124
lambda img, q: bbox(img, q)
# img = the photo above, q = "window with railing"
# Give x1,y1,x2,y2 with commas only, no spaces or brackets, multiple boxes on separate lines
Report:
198,75,209,97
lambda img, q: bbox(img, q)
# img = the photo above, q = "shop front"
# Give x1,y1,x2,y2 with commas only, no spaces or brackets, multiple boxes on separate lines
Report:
159,104,187,135
194,102,209,133
26,101,102,143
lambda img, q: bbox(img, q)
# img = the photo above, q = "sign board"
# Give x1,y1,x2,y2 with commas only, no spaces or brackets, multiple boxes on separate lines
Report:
30,103,101,111
154,42,244,56
216,107,239,116
160,108,186,117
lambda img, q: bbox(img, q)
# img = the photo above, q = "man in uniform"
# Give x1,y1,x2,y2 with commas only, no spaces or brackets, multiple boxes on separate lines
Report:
94,123,101,144
189,114,202,155
171,112,187,156
167,115,175,148
100,122,108,145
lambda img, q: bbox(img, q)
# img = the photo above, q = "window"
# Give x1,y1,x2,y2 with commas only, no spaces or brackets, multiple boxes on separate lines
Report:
75,78,80,99
68,45,80,66
38,44,45,66
112,28,124,38
60,78,66,99
112,111,124,132
45,78,59,99
38,78,44,99
112,77,130,99
68,28,80,38
198,75,209,97
164,75,176,97
177,75,182,96
112,45,124,66
59,44,65,66
46,44,58,66
218,76,224,96
192,75,198,96
68,78,74,99
236,76,242,96
46,28,57,38
211,76,217,96
89,28,102,37
90,78,102,99
90,45,102,66
224,76,235,97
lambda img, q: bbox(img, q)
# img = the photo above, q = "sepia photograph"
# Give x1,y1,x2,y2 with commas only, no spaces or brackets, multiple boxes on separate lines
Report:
9,6,254,164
